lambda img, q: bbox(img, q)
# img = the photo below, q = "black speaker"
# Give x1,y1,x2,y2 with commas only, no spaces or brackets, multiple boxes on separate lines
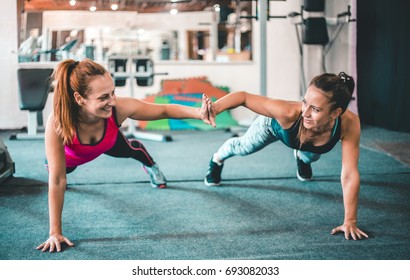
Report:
303,0,325,12
303,17,329,45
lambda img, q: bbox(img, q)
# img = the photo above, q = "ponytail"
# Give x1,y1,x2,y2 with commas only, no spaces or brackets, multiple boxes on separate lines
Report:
52,59,78,145
52,59,107,145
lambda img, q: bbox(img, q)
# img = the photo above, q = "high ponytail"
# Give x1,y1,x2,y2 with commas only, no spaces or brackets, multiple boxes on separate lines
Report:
338,71,355,102
52,59,78,145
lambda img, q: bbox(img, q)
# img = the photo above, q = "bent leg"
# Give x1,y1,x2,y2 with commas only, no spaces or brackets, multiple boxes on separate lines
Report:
205,116,277,186
104,131,155,167
104,131,166,188
217,116,278,162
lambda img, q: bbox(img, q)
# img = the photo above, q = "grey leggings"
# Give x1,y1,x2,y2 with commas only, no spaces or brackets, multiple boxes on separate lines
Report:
217,116,321,164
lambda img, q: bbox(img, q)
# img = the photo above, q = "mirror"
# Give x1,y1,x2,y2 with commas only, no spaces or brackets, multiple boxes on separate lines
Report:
19,4,253,63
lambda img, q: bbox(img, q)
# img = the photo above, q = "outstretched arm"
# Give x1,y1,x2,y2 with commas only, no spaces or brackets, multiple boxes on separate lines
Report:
331,112,368,240
212,91,300,124
115,95,215,127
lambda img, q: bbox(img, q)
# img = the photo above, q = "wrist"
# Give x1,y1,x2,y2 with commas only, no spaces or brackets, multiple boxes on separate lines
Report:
213,103,221,115
49,227,62,236
195,107,201,119
343,219,357,225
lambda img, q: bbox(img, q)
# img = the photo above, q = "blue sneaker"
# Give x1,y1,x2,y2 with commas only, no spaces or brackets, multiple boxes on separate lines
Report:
144,163,167,188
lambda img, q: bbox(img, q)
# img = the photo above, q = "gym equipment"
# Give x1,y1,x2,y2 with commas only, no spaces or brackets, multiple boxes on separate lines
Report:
109,56,128,86
133,57,155,87
10,66,54,140
323,6,356,57
32,39,78,62
108,56,170,142
303,17,329,45
239,0,287,97
288,4,356,97
0,136,15,184
303,0,325,12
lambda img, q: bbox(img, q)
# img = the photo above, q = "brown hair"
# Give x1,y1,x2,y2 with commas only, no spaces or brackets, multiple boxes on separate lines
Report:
297,72,355,145
52,59,107,145
309,72,355,113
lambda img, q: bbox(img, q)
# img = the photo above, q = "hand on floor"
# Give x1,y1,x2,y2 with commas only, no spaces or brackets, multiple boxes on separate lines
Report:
36,233,74,252
331,222,369,240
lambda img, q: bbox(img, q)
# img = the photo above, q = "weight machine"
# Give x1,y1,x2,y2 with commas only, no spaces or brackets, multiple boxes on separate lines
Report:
10,65,54,140
288,0,356,97
108,55,171,142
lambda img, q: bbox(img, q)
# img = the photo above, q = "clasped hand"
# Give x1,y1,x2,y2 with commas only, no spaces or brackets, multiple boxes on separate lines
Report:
200,94,216,127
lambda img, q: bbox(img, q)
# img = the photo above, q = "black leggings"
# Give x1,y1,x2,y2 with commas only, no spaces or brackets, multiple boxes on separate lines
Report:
66,131,155,174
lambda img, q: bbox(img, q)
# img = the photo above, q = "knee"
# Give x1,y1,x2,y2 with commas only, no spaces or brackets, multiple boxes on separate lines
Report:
230,138,254,156
130,140,142,149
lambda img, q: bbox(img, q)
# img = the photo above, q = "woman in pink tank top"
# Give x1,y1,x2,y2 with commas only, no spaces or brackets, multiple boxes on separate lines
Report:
37,59,214,253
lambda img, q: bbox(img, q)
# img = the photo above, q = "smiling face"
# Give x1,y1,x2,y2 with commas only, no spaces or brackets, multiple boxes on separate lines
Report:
301,85,339,131
74,72,116,121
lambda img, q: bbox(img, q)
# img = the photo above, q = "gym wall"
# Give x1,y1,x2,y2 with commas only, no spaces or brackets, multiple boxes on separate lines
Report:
357,0,410,133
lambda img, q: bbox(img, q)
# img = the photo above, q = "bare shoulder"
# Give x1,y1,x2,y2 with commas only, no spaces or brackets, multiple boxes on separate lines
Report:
114,96,131,109
275,100,302,127
44,112,64,146
46,111,55,122
45,112,56,132
113,96,140,123
340,109,361,140
287,101,303,119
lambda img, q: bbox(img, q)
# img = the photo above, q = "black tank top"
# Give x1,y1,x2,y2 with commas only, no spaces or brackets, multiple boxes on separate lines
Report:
270,115,341,154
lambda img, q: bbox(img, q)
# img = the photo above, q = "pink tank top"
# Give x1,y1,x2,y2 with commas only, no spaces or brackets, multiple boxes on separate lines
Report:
65,109,120,167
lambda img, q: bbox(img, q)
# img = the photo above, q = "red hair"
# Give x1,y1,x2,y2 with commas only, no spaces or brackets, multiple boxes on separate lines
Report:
52,59,107,145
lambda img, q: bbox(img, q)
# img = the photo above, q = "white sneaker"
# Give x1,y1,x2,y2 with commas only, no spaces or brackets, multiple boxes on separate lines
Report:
143,163,167,188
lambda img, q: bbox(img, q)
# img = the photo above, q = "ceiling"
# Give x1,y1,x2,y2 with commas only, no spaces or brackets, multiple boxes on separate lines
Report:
24,0,240,13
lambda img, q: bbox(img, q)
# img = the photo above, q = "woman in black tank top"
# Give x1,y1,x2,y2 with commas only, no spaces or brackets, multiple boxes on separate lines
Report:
203,72,368,241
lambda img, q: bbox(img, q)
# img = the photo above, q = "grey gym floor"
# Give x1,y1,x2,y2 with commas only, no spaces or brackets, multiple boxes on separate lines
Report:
0,125,409,260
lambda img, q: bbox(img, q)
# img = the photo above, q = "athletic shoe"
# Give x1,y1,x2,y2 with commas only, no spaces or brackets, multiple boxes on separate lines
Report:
204,158,224,186
294,150,312,181
143,163,167,188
